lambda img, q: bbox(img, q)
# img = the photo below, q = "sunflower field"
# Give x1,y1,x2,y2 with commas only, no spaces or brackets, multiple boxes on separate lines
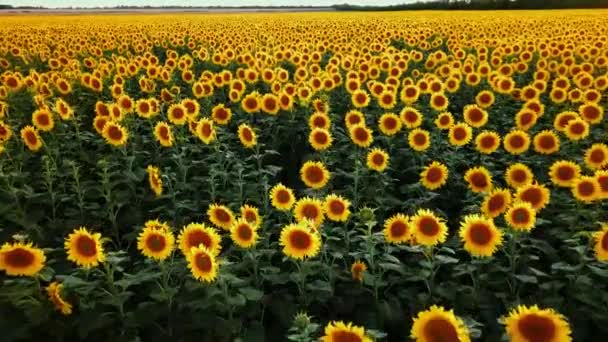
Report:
0,10,608,342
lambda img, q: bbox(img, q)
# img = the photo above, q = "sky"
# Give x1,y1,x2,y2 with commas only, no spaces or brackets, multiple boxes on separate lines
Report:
7,0,415,7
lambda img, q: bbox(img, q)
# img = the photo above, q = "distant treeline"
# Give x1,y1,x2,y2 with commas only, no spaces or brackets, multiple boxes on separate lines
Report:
332,0,608,11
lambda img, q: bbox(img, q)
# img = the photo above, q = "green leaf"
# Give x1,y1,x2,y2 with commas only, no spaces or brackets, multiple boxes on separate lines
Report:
514,274,537,284
239,288,264,301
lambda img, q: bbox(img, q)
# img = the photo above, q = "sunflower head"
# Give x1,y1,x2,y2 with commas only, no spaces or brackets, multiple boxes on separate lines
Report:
279,222,322,260
592,224,608,262
207,204,235,231
383,213,411,244
502,305,571,342
464,166,493,193
324,194,351,222
459,214,503,257
366,148,389,172
420,161,449,191
270,183,296,211
64,227,105,269
411,209,448,247
46,281,73,315
411,305,471,342
300,160,330,189
294,197,325,228
351,260,367,282
186,245,219,283
322,321,372,342
137,222,175,261
505,201,537,232
178,222,222,256
230,219,259,249
0,241,46,277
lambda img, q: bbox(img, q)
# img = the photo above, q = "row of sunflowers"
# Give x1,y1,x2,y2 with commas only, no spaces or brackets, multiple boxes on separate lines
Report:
0,10,608,342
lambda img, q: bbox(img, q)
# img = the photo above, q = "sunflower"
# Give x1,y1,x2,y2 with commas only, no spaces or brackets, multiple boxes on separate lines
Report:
324,194,351,222
463,105,488,128
165,103,187,126
459,214,503,257
434,112,454,130
109,104,124,122
401,84,420,104
241,92,261,114
515,110,538,131
409,129,431,152
293,197,325,228
20,125,43,151
482,188,512,218
464,166,493,193
502,305,571,342
309,128,332,151
516,183,551,210
595,170,608,199
32,109,54,132
429,93,449,111
0,242,45,277
207,204,235,231
377,91,396,110
46,281,72,315
400,107,423,129
533,130,560,155
411,305,470,342
230,219,259,249
238,123,257,148
448,122,472,146
592,224,608,262
505,201,536,232
102,122,128,147
322,321,372,342
55,99,73,120
564,118,589,141
505,163,534,189
64,227,105,269
0,121,12,142
137,223,175,261
349,124,373,148
270,183,296,210
196,118,216,144
503,130,530,155
411,209,448,246
147,165,163,196
366,148,389,172
300,161,330,189
93,115,109,134
351,89,370,108
279,222,321,260
383,214,411,244
186,245,218,283
309,112,331,130
240,204,262,228
584,143,608,170
211,104,232,125
117,94,134,113
571,176,599,203
475,90,495,108
351,260,367,282
475,130,501,154
420,161,449,190
553,111,578,132
153,122,173,147
549,160,581,187
579,102,604,124
378,112,402,136
345,110,365,129
178,223,221,256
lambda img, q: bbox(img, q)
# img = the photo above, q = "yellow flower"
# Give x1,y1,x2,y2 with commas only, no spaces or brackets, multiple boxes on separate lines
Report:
349,124,373,148
240,204,262,228
592,224,608,262
411,305,470,342
351,260,367,282
102,122,128,147
0,242,46,277
177,223,222,256
230,219,259,249
32,109,55,132
322,321,372,342
293,197,325,228
505,163,534,189
503,129,530,155
323,194,351,222
505,201,536,232
448,122,472,146
186,245,218,283
46,281,72,315
207,204,235,231
464,166,493,193
408,128,431,152
378,112,402,136
400,107,423,129
366,148,389,172
147,165,163,197
238,123,257,148
300,160,330,189
383,214,411,244
20,125,43,152
420,161,449,190
137,222,174,261
502,305,571,342
533,130,560,155
571,176,600,203
153,122,173,147
211,103,232,125
64,227,105,269
459,214,503,257
167,103,188,125
548,160,580,188
269,183,296,211
410,209,448,247
515,183,551,211
308,128,332,151
481,188,512,218
475,130,501,154
584,143,608,170
279,222,321,260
